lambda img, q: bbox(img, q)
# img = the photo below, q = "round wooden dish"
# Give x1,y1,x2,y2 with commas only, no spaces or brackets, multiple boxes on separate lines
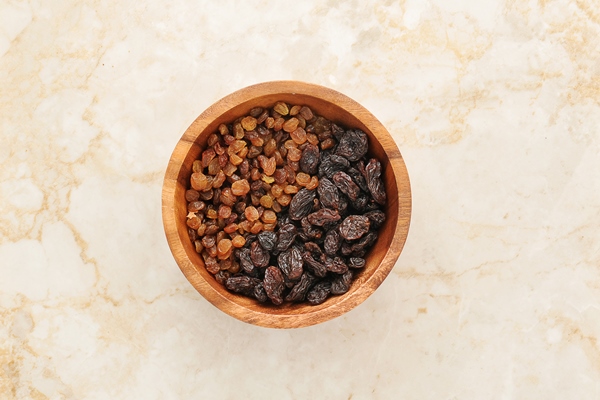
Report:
162,81,411,328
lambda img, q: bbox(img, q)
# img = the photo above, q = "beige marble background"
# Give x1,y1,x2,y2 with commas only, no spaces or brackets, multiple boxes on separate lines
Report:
2,0,600,398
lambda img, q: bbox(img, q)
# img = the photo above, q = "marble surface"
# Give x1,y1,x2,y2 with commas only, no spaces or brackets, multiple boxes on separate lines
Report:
2,0,600,398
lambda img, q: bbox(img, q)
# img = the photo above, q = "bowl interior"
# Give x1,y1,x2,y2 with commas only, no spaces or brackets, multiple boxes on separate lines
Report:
163,82,411,328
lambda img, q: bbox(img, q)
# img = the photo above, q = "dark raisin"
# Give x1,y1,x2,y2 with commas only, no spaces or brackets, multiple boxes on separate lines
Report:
318,154,350,179
301,217,322,240
331,270,353,295
302,251,328,277
316,177,340,210
250,241,270,268
335,129,368,162
350,193,369,212
257,231,278,251
331,123,345,141
307,208,341,226
277,246,303,281
253,282,268,302
364,210,386,229
299,143,320,175
288,188,316,220
339,215,370,240
346,167,369,192
285,272,316,302
348,257,366,269
323,256,348,274
306,281,331,305
236,248,255,273
365,158,386,205
226,276,261,296
333,171,360,201
303,241,323,256
351,231,378,254
276,223,297,251
323,229,342,256
263,266,285,305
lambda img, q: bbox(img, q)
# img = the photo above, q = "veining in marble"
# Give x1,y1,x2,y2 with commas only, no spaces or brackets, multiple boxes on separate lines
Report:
2,0,600,398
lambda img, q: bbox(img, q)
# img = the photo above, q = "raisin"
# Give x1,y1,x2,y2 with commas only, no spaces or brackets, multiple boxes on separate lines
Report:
253,282,268,303
250,241,270,268
348,257,366,269
323,256,348,274
301,217,322,240
288,188,316,220
277,246,303,281
285,272,316,302
318,154,350,179
339,215,370,240
299,143,320,175
331,123,345,141
302,251,327,277
331,270,353,295
276,223,297,251
257,231,278,251
323,229,342,256
226,276,261,296
365,158,387,205
333,171,361,201
346,167,369,192
335,129,368,162
307,208,341,226
317,177,340,210
364,210,386,229
263,266,285,305
236,248,255,274
351,231,378,254
306,281,331,305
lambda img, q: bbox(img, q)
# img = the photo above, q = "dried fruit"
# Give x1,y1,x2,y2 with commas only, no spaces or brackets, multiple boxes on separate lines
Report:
263,266,285,305
335,129,368,161
339,215,370,240
288,188,316,220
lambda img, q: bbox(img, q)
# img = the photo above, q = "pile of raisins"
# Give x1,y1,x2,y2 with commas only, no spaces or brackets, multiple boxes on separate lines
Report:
185,102,387,305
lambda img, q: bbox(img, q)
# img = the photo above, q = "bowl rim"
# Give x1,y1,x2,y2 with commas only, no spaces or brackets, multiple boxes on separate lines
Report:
162,80,411,328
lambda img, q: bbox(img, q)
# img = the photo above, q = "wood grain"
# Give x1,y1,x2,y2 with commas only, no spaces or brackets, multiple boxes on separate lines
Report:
162,81,411,328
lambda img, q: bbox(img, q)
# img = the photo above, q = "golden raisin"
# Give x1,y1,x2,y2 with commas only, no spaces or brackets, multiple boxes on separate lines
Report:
241,116,257,131
289,105,302,116
245,206,260,222
306,175,319,190
232,235,246,248
321,138,336,150
290,127,307,144
212,171,226,188
218,204,232,219
277,193,291,206
299,106,314,120
224,223,238,234
307,133,319,146
190,172,211,191
260,194,274,208
217,239,233,259
295,172,310,186
250,221,264,234
284,185,299,194
287,147,302,162
222,162,237,176
265,117,275,129
262,210,277,224
283,117,299,133
231,179,251,196
273,102,289,116
263,138,277,156
273,117,285,131
270,184,284,198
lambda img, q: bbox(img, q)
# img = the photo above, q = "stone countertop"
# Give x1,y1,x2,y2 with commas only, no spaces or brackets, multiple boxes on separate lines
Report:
2,1,600,398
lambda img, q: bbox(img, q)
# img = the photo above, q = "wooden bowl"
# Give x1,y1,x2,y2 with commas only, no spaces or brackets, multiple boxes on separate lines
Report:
162,81,411,328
